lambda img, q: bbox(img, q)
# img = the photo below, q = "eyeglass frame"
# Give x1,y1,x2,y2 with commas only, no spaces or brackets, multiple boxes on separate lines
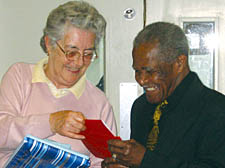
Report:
55,41,96,63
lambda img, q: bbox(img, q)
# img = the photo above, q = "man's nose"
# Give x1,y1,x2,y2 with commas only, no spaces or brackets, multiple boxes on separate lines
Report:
138,73,149,87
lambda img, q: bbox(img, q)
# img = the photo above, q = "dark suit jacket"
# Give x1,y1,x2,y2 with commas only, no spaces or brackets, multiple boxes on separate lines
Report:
131,72,225,168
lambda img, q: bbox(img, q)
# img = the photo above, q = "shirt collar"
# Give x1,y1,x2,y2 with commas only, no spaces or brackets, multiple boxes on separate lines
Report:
32,57,86,99
166,71,195,110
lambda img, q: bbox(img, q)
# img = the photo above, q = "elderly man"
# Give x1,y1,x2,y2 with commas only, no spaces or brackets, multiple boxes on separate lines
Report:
0,1,117,167
102,22,225,168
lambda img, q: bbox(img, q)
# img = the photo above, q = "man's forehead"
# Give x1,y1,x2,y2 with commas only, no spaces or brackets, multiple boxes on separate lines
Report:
134,40,159,49
133,42,160,60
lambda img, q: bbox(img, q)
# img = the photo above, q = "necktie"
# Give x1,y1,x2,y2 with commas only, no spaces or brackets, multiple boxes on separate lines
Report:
147,100,168,151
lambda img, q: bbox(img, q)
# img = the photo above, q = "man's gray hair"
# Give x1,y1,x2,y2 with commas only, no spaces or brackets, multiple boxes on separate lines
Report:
133,22,189,63
40,1,106,53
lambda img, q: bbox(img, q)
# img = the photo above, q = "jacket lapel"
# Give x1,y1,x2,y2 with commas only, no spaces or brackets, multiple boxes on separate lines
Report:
155,74,205,154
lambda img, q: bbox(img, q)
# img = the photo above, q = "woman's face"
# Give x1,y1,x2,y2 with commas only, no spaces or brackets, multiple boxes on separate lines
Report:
45,26,96,89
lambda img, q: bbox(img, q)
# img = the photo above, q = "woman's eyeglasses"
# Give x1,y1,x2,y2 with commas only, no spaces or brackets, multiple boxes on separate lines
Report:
55,41,96,64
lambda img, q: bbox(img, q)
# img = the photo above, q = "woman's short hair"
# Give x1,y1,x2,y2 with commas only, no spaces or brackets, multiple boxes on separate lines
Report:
40,1,106,53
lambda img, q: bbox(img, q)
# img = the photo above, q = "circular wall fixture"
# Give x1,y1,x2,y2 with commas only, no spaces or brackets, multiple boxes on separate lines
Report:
123,8,136,20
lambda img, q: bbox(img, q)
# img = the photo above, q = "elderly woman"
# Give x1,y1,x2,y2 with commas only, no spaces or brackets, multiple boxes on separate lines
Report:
0,1,117,167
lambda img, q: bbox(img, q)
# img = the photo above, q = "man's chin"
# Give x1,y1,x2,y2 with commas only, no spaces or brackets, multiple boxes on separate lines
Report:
146,95,161,104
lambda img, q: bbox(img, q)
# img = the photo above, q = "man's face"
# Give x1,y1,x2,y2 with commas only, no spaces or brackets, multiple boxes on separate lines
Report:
45,26,96,89
132,42,180,104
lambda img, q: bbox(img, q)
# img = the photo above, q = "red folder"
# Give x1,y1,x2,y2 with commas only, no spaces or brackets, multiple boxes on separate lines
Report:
80,119,121,159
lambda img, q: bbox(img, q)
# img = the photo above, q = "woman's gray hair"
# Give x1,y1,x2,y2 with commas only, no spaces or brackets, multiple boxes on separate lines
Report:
133,22,189,63
40,1,106,53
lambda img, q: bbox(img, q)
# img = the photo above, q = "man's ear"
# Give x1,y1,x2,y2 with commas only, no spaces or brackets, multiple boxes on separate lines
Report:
175,55,188,73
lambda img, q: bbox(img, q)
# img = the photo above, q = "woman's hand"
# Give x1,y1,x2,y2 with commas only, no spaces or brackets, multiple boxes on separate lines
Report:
49,110,86,139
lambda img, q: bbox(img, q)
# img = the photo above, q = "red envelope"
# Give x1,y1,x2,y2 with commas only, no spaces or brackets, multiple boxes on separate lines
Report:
80,119,121,159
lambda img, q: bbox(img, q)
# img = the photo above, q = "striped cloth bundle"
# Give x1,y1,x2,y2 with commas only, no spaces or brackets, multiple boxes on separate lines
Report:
4,135,90,168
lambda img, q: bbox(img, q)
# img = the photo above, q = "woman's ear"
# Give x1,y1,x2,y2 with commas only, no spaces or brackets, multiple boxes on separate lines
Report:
44,35,51,55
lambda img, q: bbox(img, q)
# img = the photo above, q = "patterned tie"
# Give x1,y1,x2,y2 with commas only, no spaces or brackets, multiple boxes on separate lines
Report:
147,100,168,151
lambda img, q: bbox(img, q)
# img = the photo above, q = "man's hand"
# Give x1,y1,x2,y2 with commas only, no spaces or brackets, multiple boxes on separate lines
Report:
49,110,86,139
101,158,128,168
102,139,146,168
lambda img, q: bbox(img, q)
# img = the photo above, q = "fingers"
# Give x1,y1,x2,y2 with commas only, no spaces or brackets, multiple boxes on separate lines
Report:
107,139,146,167
107,139,132,156
49,110,86,139
62,130,86,139
66,111,86,132
108,139,127,147
70,111,86,125
101,158,128,168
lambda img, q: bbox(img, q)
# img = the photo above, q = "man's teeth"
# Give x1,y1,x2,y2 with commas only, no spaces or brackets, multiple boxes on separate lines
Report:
146,87,155,91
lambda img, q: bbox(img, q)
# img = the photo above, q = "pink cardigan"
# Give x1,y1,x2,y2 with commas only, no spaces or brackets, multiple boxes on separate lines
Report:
0,62,117,167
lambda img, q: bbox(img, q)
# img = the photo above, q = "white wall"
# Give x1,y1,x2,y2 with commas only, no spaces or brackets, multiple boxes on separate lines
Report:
103,0,144,136
146,0,225,94
0,0,49,79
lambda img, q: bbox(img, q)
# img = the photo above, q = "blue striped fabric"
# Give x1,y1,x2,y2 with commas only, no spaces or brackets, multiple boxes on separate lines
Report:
4,135,90,168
